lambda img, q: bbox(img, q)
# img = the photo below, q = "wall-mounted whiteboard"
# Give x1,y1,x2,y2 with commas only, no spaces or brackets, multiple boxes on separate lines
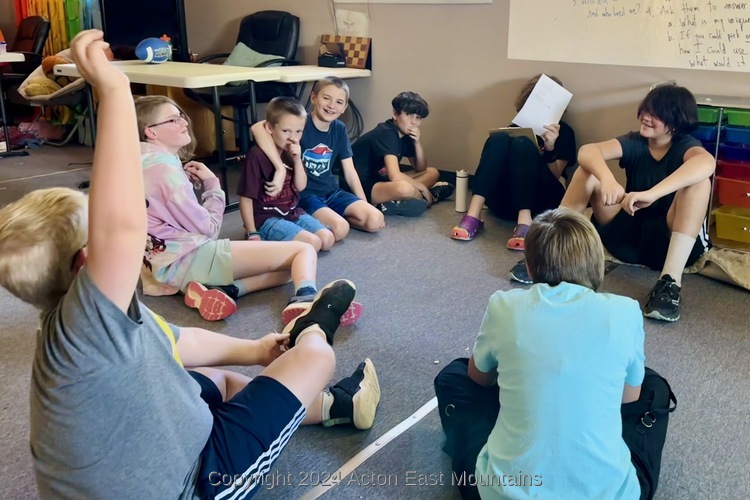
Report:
509,0,750,73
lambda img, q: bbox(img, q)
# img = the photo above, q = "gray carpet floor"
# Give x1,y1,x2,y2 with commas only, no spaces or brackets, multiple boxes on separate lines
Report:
0,145,748,499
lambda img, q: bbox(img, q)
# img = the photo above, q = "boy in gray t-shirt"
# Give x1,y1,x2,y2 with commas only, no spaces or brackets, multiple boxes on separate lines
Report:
0,30,380,499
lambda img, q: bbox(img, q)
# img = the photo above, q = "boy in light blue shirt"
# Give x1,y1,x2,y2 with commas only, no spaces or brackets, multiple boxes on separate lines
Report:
436,208,673,500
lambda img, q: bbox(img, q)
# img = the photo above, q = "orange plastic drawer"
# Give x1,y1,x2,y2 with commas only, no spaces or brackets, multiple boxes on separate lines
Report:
713,205,750,244
715,176,750,208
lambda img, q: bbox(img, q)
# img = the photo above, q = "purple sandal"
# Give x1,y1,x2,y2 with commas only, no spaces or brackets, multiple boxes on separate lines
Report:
451,215,484,241
507,224,530,250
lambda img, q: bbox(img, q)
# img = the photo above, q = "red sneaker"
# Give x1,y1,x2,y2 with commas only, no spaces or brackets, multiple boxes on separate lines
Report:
184,282,237,321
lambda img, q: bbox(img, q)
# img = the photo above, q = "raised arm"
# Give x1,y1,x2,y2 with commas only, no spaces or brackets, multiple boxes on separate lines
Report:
406,127,427,172
71,30,145,312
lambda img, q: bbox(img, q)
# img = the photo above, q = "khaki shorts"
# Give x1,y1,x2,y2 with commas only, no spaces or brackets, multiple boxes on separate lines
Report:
179,238,234,291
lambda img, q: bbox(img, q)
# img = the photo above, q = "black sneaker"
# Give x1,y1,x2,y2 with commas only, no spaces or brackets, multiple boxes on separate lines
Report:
282,280,356,347
324,358,381,430
644,275,681,322
206,284,240,300
379,199,428,217
509,259,533,284
429,181,455,203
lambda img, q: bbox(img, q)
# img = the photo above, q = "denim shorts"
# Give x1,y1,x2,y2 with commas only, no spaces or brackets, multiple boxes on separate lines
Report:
299,189,362,217
259,213,328,242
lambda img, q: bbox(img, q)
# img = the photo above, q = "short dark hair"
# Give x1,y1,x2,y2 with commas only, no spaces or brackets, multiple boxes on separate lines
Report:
525,208,605,291
266,96,306,126
392,91,429,118
637,84,698,136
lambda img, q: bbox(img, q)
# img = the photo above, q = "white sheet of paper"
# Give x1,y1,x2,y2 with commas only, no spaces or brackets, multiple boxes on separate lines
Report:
511,74,573,136
335,9,370,37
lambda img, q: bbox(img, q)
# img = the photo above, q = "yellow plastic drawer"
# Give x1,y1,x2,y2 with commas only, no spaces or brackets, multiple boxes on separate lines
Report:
713,205,750,244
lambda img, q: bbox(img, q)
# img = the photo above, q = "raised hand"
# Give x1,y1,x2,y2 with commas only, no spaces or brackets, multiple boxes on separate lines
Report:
541,123,560,152
69,30,129,93
183,160,216,185
407,126,421,143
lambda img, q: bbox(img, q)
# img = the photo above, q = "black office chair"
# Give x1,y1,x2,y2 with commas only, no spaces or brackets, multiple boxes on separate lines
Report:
1,16,51,86
185,11,301,155
1,16,51,124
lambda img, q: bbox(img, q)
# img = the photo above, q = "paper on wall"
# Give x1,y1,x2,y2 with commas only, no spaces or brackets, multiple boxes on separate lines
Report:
335,9,370,37
511,74,573,136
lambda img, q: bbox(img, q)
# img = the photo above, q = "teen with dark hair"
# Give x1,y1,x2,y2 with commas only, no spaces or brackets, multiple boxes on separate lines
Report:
558,84,714,322
349,91,455,217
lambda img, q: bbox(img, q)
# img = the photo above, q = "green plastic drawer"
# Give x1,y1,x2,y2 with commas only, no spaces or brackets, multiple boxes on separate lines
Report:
725,109,750,127
698,107,721,124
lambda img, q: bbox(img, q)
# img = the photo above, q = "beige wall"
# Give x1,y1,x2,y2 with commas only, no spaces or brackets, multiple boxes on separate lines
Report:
6,1,749,175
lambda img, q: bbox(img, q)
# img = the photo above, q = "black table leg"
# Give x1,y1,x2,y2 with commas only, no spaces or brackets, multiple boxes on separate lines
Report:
0,71,29,159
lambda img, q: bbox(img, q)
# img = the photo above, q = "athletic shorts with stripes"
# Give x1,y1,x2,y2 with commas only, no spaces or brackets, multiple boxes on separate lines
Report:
189,371,306,500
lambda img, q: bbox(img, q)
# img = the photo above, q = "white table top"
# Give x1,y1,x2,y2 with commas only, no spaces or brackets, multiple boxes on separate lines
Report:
275,65,371,83
54,61,281,89
0,52,25,63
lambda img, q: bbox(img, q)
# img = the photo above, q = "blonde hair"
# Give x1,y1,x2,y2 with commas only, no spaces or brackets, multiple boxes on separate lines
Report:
514,74,564,112
266,96,306,126
524,208,604,290
134,95,196,161
0,188,88,310
312,76,350,102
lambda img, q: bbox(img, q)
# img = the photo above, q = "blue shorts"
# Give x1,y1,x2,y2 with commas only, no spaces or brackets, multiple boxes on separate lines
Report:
191,371,305,499
259,213,328,242
299,189,362,217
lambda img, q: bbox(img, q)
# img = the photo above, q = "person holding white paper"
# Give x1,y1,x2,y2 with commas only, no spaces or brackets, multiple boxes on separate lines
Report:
450,75,577,254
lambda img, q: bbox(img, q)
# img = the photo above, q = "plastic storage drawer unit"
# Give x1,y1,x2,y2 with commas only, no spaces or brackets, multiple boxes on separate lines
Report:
713,205,750,244
697,106,721,124
724,126,750,145
715,176,750,209
719,143,750,163
725,109,750,127
717,160,750,181
693,124,719,141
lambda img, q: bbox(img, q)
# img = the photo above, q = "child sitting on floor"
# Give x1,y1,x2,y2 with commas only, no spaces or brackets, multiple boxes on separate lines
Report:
0,30,381,499
435,208,674,500
238,97,335,252
251,77,384,241
350,91,455,217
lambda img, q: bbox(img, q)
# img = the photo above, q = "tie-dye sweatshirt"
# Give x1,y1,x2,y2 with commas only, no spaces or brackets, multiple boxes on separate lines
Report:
140,142,225,296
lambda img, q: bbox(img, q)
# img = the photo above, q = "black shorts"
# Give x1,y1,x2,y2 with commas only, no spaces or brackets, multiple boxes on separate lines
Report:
190,371,305,500
594,210,708,271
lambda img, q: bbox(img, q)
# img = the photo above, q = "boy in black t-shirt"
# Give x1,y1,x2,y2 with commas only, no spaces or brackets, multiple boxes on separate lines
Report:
561,84,715,322
350,92,454,217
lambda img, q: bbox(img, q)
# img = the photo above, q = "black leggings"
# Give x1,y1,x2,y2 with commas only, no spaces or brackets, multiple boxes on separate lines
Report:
472,133,565,220
435,358,671,500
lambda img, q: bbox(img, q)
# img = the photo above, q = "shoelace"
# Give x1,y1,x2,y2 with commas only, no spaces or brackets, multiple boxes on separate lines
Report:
653,280,680,303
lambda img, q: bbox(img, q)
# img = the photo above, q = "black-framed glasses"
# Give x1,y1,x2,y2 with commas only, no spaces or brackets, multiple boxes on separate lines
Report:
148,112,187,128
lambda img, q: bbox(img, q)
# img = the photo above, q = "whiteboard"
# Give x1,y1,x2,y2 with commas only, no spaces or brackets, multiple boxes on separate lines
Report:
509,0,750,73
